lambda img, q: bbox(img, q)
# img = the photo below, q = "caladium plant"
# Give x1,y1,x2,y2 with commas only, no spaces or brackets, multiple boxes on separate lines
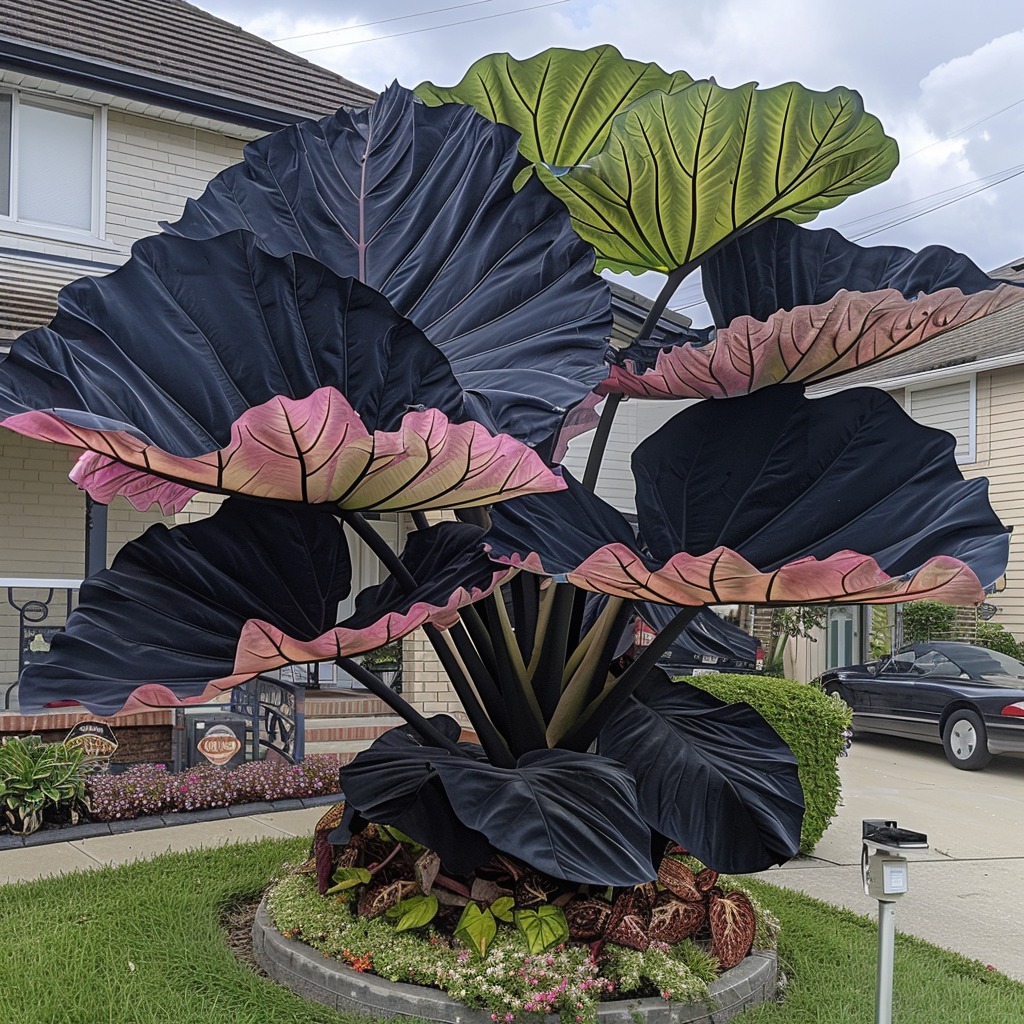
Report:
1,46,1018,889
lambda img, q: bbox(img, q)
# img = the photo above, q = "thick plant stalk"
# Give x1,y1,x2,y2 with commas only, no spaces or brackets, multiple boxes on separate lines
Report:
546,596,631,746
341,510,511,765
559,605,701,751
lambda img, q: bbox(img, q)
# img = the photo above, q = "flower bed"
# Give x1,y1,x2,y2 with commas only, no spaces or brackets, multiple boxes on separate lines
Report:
261,809,780,1024
87,756,342,821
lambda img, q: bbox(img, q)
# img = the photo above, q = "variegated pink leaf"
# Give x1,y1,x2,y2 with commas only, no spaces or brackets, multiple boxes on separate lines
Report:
598,284,1024,399
495,543,985,607
9,388,565,513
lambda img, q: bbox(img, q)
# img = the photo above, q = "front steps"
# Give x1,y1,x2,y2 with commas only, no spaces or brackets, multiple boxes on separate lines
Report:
303,690,404,763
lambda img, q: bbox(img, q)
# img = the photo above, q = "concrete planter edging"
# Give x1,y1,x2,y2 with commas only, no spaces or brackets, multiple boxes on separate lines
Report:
253,898,778,1024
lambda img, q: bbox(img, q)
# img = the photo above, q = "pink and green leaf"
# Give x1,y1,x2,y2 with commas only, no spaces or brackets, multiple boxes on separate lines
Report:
599,283,1024,399
12,389,565,513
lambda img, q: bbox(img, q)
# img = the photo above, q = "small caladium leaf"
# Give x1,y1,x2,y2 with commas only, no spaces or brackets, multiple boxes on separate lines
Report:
632,385,1009,597
514,906,570,954
599,283,1024,400
338,717,497,877
490,896,516,924
228,522,513,686
16,498,351,715
544,79,897,274
432,747,656,885
708,890,758,970
598,671,804,873
455,902,498,957
703,217,1013,326
326,867,372,894
387,895,440,932
165,85,612,452
416,45,692,169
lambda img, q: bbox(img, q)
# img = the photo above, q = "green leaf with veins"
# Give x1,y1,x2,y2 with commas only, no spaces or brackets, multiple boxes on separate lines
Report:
455,902,497,957
416,44,692,168
514,906,570,954
543,78,898,274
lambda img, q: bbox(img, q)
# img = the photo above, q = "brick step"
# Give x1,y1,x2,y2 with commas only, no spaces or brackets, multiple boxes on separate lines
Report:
304,690,393,719
304,740,373,760
304,715,403,744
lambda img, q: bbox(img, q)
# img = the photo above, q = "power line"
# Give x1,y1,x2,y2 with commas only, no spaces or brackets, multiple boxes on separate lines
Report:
271,1,503,44
903,96,1024,160
293,0,574,53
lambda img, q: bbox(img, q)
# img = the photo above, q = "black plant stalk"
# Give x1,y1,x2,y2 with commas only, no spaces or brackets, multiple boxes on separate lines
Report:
560,605,702,751
335,655,467,757
341,510,513,766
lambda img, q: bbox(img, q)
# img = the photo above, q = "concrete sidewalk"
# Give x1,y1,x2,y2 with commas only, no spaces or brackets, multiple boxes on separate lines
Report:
0,804,326,884
752,733,1024,981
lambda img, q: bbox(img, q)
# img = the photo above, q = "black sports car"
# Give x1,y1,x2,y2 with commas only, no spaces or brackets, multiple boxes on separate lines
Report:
818,641,1024,770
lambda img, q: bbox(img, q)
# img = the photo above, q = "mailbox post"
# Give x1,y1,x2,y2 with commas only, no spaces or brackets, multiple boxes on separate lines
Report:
861,820,928,1024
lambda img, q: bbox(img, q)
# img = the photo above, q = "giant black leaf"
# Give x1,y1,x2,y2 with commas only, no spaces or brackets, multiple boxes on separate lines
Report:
338,717,496,876
484,469,638,574
703,218,1007,326
0,230,464,447
598,670,803,873
632,385,1009,588
432,747,656,885
17,498,350,715
164,85,612,451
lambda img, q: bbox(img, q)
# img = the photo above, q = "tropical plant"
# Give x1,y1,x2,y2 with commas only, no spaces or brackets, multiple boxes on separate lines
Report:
0,45,1018,887
0,736,91,835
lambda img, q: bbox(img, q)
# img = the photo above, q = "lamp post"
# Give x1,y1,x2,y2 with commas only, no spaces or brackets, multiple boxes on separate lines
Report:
860,820,929,1024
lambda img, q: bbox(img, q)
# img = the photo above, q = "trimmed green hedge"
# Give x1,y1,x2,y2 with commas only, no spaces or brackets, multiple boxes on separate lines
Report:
686,673,852,855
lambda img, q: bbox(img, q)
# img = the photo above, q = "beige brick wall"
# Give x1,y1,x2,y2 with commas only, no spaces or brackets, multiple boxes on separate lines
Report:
104,111,247,248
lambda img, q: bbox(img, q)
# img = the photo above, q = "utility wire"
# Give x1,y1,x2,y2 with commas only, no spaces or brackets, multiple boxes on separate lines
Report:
272,0,502,43
293,0,573,53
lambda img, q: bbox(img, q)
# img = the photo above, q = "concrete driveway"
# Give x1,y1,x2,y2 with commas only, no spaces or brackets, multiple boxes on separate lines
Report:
753,732,1024,980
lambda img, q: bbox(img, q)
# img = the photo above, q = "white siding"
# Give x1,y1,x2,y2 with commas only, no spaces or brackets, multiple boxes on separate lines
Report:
563,398,695,515
906,377,976,464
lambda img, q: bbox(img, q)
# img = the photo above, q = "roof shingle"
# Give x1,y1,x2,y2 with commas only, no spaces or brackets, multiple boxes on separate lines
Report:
0,0,376,118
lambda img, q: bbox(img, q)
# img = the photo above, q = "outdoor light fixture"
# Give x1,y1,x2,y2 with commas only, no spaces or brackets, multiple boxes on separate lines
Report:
861,820,929,1024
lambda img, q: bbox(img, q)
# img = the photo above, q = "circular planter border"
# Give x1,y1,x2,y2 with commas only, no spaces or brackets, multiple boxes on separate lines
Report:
253,898,778,1024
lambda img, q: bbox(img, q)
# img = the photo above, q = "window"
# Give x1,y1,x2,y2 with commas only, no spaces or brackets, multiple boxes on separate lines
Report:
906,377,975,464
0,92,103,236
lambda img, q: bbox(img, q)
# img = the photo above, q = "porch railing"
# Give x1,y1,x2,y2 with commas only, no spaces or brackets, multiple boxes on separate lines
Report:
2,577,81,711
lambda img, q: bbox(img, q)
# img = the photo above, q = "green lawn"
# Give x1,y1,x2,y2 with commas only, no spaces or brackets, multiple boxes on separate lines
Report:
0,839,1021,1023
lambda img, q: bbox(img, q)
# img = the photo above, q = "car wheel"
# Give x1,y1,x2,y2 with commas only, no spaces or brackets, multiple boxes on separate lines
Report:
941,709,992,770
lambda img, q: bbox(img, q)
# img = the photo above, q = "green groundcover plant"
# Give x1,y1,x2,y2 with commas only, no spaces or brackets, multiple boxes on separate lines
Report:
0,735,91,835
689,675,852,855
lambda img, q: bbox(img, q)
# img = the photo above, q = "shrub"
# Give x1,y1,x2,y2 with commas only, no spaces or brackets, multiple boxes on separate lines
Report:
901,600,956,644
87,754,341,822
0,735,92,835
974,621,1024,660
686,674,851,855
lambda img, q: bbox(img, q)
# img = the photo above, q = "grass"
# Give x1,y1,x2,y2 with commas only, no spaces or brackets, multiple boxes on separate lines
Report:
1,840,1023,1023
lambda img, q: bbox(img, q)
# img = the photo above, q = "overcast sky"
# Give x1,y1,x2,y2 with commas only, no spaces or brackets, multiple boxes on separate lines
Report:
191,0,1024,315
